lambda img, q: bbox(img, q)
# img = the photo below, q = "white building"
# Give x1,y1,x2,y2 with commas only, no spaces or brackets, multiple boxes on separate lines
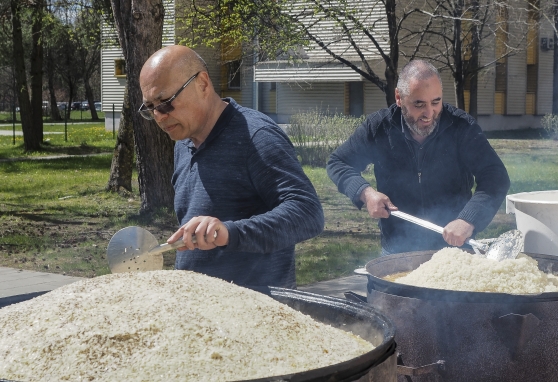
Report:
101,0,555,132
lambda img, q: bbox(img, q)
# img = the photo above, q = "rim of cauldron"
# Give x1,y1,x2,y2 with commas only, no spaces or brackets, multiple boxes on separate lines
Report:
238,287,396,382
365,250,558,304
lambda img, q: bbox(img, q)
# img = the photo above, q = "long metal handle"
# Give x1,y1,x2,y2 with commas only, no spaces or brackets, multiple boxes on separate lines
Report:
390,210,487,251
147,232,218,256
148,240,186,256
391,211,443,234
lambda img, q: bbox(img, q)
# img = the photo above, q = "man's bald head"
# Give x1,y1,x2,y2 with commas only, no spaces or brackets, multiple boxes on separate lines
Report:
141,45,208,82
139,45,227,144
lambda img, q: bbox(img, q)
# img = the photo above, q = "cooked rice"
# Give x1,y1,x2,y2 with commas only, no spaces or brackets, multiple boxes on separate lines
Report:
0,270,373,381
393,247,558,294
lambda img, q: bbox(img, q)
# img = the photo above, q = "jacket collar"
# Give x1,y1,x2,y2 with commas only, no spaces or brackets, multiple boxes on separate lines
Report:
182,97,237,153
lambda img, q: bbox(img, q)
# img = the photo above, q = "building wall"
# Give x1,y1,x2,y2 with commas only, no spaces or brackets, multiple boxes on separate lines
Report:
477,31,497,116
275,82,347,124
507,22,527,116
259,1,555,130
100,48,127,113
363,81,387,115
102,0,555,131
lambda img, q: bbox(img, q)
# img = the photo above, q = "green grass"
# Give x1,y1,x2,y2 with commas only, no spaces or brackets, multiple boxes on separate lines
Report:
0,155,178,278
0,127,557,285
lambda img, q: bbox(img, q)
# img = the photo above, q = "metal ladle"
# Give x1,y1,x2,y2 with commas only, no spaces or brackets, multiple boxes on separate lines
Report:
390,210,524,261
106,226,216,273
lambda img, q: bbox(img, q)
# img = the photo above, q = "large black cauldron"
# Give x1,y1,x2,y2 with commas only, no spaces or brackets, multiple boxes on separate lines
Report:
364,251,558,382
0,287,397,382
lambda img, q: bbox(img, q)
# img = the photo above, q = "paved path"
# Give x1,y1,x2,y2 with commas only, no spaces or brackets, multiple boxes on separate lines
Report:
0,267,368,305
0,129,63,136
0,267,83,299
0,122,94,127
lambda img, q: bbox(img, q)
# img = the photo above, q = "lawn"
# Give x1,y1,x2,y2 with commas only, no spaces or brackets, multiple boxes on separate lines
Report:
0,124,557,285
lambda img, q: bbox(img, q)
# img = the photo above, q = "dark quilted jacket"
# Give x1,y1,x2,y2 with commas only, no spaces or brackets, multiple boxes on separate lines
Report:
327,103,510,253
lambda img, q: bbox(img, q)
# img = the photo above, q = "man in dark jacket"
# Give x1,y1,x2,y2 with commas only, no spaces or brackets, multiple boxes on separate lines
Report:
139,45,324,287
327,60,510,255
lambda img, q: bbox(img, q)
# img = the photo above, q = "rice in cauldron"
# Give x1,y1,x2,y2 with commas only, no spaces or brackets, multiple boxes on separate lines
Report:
392,247,558,294
0,270,373,381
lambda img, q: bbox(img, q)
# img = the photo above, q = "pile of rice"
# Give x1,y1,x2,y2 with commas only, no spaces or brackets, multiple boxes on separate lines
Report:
394,247,558,294
0,270,373,381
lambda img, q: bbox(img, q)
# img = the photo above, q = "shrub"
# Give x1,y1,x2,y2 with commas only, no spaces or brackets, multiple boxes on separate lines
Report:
288,109,365,167
541,114,558,139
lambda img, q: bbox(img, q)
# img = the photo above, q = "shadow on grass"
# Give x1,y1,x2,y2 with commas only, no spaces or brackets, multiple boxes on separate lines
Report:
0,155,113,175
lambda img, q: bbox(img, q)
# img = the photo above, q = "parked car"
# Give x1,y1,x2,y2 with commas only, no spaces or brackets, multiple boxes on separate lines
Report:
94,102,102,111
57,102,68,111
80,101,89,111
71,102,81,111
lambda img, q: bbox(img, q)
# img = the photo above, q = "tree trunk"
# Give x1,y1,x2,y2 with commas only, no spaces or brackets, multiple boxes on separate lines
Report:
30,0,44,143
45,48,62,121
553,1,558,115
66,84,74,122
11,0,40,151
453,0,465,110
468,0,480,120
84,80,99,120
106,86,134,192
384,0,398,106
110,0,175,214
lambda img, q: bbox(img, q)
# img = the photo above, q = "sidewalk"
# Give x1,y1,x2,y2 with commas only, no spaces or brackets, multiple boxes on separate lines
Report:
0,130,63,136
0,267,367,303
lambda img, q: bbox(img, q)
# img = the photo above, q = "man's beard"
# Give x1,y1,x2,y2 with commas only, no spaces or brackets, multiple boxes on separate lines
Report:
401,105,440,137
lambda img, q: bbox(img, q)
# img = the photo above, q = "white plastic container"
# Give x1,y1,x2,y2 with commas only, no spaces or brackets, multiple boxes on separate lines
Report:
506,190,558,256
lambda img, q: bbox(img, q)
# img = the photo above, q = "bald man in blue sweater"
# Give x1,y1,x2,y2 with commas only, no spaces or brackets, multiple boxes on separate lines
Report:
139,45,324,288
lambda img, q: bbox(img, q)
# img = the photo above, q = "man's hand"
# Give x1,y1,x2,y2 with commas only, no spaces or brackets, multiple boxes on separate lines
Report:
443,219,475,247
168,216,229,251
360,187,397,219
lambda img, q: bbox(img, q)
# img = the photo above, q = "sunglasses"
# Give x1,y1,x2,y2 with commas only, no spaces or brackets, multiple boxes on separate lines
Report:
138,72,200,120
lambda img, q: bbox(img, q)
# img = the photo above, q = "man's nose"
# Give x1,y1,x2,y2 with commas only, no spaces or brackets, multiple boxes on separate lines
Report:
153,109,168,123
423,105,435,118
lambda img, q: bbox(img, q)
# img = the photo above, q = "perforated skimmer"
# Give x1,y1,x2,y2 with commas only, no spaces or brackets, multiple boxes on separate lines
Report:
390,210,523,261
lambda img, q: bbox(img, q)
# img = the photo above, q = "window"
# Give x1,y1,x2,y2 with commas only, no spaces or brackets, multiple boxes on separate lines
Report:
526,0,539,115
463,66,471,113
227,60,241,90
345,82,364,117
494,6,508,115
114,59,126,77
494,62,507,115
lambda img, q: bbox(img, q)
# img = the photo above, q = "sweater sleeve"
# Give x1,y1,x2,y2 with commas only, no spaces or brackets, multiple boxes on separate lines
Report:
223,127,324,254
326,116,378,209
456,123,510,232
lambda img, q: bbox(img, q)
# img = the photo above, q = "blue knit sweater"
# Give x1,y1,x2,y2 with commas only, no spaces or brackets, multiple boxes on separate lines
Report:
172,98,324,287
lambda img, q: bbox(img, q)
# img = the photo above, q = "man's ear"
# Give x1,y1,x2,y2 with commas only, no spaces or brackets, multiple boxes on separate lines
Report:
196,71,211,94
395,88,402,107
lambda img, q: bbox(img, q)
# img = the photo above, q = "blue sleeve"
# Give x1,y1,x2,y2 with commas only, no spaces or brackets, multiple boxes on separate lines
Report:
326,116,377,209
224,127,324,253
456,123,510,231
